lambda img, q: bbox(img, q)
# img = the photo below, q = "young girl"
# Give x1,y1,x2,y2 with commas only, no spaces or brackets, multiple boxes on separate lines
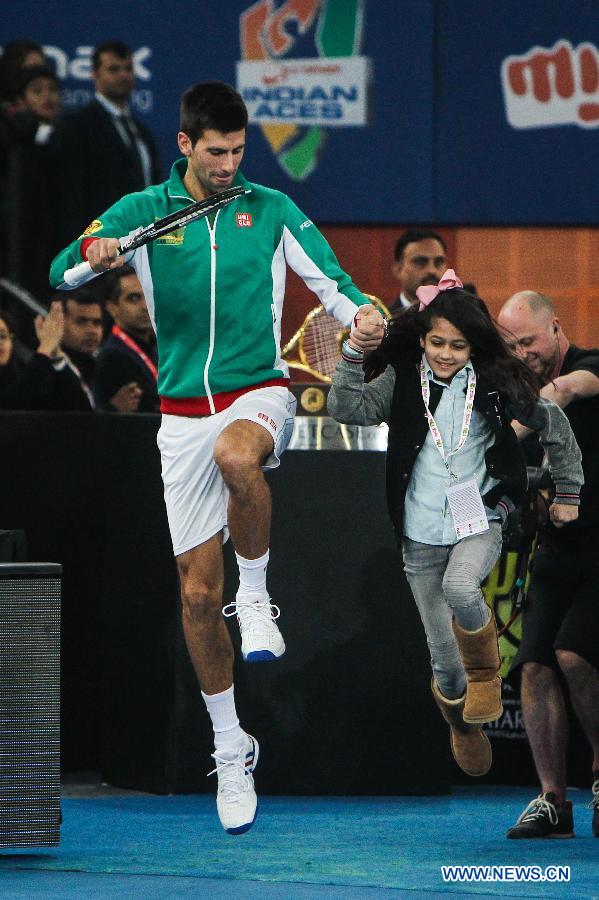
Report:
330,271,583,777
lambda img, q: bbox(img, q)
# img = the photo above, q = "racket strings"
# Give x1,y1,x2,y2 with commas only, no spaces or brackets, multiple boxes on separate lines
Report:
301,311,347,378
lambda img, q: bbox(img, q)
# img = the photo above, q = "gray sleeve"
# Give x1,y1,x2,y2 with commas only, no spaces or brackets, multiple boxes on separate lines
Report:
327,358,395,426
517,398,584,502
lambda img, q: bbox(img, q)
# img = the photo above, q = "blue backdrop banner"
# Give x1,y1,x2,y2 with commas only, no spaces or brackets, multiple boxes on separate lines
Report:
2,0,598,224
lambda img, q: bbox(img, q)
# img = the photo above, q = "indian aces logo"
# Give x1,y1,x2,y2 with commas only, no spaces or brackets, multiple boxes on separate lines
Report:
501,39,599,129
237,0,369,181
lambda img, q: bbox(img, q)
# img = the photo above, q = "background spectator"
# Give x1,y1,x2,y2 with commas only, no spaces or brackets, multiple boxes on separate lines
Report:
389,229,447,313
58,287,145,413
0,66,62,314
0,40,46,109
58,289,103,409
50,39,161,248
0,302,91,410
498,291,599,839
94,266,158,413
13,64,60,134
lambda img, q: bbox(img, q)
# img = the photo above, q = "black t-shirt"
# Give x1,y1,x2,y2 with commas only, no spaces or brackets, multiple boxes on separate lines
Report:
532,345,599,547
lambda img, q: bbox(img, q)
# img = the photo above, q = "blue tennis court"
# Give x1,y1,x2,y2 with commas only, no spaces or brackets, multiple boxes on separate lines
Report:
1,785,596,898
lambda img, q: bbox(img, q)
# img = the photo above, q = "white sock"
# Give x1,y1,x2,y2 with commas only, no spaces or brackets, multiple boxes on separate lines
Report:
235,549,269,596
202,685,245,751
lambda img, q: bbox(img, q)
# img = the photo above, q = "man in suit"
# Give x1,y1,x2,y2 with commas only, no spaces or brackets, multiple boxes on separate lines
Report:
50,39,161,248
389,229,447,313
94,266,159,413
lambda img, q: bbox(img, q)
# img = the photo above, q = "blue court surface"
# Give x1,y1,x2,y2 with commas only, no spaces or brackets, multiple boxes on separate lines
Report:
1,786,596,898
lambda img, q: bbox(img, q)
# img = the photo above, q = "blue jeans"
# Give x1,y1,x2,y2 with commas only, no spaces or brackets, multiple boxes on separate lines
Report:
402,524,503,699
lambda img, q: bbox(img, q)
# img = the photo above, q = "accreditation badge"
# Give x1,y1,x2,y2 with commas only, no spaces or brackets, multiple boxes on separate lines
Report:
446,476,489,540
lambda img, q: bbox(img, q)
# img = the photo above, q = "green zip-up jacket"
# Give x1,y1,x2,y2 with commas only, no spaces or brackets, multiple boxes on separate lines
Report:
50,159,371,413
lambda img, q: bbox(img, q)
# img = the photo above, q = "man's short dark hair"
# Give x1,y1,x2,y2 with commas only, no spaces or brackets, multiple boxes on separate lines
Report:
92,40,132,71
105,265,136,304
394,229,447,262
180,81,248,145
58,288,103,314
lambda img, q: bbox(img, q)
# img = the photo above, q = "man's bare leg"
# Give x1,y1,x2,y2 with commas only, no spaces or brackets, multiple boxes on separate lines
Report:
521,662,568,803
213,419,285,660
213,419,273,558
177,532,258,834
507,661,575,838
176,532,233,694
556,650,599,772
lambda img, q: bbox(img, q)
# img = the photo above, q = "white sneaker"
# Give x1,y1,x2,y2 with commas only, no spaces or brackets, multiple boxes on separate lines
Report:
223,594,286,662
208,733,259,835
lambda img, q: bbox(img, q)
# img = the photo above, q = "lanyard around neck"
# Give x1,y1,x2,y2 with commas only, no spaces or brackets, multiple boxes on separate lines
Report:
419,357,476,479
63,354,95,409
113,325,158,381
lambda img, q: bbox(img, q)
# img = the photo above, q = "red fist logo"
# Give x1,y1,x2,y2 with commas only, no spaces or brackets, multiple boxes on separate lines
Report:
501,40,599,128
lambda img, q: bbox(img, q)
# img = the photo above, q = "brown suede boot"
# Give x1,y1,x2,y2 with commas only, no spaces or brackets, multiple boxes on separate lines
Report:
452,613,503,724
431,679,492,777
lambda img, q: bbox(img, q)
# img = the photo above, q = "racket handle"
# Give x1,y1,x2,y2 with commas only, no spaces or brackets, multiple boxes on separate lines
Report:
61,261,98,288
60,247,134,290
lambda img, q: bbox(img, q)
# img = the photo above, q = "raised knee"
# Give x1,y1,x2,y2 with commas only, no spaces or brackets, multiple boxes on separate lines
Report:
555,649,585,677
213,442,259,486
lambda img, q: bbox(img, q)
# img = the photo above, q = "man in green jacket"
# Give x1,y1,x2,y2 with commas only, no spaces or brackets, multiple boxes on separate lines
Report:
50,81,383,834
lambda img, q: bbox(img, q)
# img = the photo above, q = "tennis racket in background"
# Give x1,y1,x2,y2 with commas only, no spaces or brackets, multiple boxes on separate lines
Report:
0,278,48,317
58,186,248,290
281,294,389,382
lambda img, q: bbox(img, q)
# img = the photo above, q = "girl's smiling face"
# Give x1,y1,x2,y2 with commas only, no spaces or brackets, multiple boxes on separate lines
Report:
420,316,471,382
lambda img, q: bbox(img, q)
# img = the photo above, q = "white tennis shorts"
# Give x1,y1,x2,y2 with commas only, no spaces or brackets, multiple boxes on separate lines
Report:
157,386,296,556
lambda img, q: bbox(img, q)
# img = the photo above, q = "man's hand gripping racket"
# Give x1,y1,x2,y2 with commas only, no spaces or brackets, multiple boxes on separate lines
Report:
58,186,247,290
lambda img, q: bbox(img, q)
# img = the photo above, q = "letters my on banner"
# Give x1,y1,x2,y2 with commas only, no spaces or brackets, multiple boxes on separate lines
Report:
236,57,371,126
501,39,599,129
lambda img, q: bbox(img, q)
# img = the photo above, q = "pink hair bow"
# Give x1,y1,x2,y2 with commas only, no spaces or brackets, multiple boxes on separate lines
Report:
416,269,463,311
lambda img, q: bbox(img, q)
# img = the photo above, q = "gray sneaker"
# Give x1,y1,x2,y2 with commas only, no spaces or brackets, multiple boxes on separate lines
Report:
507,792,574,839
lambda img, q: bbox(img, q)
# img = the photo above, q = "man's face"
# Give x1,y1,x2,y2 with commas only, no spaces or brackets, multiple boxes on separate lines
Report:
62,301,103,355
178,128,245,198
108,274,152,335
497,305,560,382
393,238,447,303
93,51,135,103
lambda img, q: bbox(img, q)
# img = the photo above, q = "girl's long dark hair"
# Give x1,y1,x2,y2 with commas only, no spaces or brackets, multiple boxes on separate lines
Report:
365,288,540,412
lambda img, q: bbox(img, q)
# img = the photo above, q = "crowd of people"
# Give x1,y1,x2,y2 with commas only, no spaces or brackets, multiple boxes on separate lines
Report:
0,36,162,378
1,40,598,844
0,266,158,412
0,36,160,412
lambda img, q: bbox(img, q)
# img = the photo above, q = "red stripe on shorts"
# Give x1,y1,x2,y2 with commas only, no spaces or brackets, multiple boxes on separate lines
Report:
160,378,289,416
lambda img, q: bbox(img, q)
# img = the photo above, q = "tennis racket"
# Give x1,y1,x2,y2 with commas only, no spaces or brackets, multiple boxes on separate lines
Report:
281,294,389,382
59,185,247,290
